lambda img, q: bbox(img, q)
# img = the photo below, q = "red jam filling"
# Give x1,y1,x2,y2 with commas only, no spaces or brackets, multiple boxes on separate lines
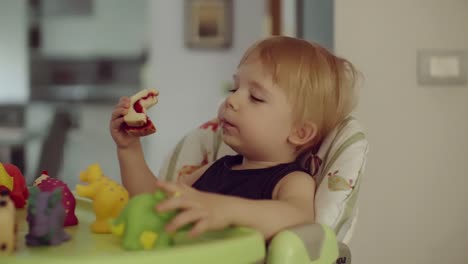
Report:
133,92,157,113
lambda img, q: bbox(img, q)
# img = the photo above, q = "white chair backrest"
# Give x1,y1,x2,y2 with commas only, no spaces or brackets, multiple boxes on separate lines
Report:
299,117,368,242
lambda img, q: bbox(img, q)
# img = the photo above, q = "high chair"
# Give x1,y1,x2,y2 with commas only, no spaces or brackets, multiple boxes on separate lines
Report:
158,116,368,264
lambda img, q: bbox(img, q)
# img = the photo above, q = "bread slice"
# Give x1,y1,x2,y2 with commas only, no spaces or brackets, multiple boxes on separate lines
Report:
124,122,156,137
123,88,159,137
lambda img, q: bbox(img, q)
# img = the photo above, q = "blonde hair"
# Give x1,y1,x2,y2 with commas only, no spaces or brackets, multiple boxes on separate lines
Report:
239,36,360,150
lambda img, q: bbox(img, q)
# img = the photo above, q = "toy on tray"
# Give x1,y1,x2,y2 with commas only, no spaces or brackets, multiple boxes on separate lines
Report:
123,88,159,137
76,163,129,233
111,190,181,251
0,163,28,208
34,171,79,227
0,190,17,255
25,186,70,247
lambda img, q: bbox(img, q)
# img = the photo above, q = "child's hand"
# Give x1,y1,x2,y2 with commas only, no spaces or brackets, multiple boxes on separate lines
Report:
155,181,231,238
109,97,139,149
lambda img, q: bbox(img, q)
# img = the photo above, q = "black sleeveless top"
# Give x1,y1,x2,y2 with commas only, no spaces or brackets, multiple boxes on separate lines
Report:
192,155,307,200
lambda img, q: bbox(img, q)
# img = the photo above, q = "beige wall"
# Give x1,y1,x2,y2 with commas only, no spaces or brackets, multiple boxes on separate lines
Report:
146,0,265,173
335,0,468,263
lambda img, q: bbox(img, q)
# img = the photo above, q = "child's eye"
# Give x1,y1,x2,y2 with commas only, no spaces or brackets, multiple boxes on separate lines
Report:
250,95,264,103
228,83,239,93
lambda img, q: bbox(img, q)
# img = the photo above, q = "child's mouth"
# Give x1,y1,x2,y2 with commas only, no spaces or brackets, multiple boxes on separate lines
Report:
221,119,236,130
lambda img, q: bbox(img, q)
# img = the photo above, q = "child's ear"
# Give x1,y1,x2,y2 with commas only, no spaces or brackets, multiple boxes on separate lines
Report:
288,121,318,147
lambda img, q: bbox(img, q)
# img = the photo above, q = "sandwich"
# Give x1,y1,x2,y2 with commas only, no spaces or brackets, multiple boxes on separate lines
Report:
123,88,159,137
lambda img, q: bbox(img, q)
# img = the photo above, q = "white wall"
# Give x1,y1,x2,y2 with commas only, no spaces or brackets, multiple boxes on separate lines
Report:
281,0,297,37
335,1,468,263
0,0,28,103
146,0,266,174
41,0,148,58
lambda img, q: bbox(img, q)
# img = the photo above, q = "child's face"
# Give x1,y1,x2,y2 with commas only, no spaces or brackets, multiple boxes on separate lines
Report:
218,60,295,160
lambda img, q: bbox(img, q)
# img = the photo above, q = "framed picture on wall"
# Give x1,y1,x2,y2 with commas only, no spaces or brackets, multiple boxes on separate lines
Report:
185,0,233,49
41,0,93,16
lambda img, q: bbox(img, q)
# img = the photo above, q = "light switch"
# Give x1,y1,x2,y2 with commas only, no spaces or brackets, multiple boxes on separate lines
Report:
429,56,460,78
418,50,466,85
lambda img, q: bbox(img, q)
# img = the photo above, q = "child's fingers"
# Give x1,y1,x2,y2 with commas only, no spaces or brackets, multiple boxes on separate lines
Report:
156,196,198,212
113,97,130,113
111,107,128,120
155,180,180,196
111,117,125,130
118,96,131,105
165,209,206,233
117,99,130,109
188,219,209,238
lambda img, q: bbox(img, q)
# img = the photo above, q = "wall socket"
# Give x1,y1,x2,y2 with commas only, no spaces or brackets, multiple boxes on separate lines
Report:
417,50,466,85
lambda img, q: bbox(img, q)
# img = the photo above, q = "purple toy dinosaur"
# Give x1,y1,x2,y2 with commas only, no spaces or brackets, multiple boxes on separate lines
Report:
25,186,70,246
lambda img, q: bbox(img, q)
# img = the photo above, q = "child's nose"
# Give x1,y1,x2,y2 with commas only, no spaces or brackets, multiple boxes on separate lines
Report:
225,93,239,111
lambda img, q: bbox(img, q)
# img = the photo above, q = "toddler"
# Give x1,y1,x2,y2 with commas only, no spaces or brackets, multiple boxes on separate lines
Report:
110,36,359,239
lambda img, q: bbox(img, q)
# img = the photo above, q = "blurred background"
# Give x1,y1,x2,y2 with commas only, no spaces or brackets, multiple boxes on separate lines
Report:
0,0,467,263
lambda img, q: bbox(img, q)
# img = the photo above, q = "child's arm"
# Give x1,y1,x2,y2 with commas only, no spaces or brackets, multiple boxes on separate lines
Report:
226,171,315,239
110,97,158,196
118,142,211,196
117,142,158,197
155,170,315,239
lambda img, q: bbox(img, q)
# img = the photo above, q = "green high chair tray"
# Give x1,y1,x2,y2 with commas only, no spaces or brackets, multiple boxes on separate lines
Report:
6,197,266,264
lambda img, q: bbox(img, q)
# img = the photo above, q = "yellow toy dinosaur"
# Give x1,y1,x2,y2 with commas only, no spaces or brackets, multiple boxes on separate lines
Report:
76,163,129,233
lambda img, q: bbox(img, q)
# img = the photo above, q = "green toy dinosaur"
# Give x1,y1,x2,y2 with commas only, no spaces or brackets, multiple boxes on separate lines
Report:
110,190,184,251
